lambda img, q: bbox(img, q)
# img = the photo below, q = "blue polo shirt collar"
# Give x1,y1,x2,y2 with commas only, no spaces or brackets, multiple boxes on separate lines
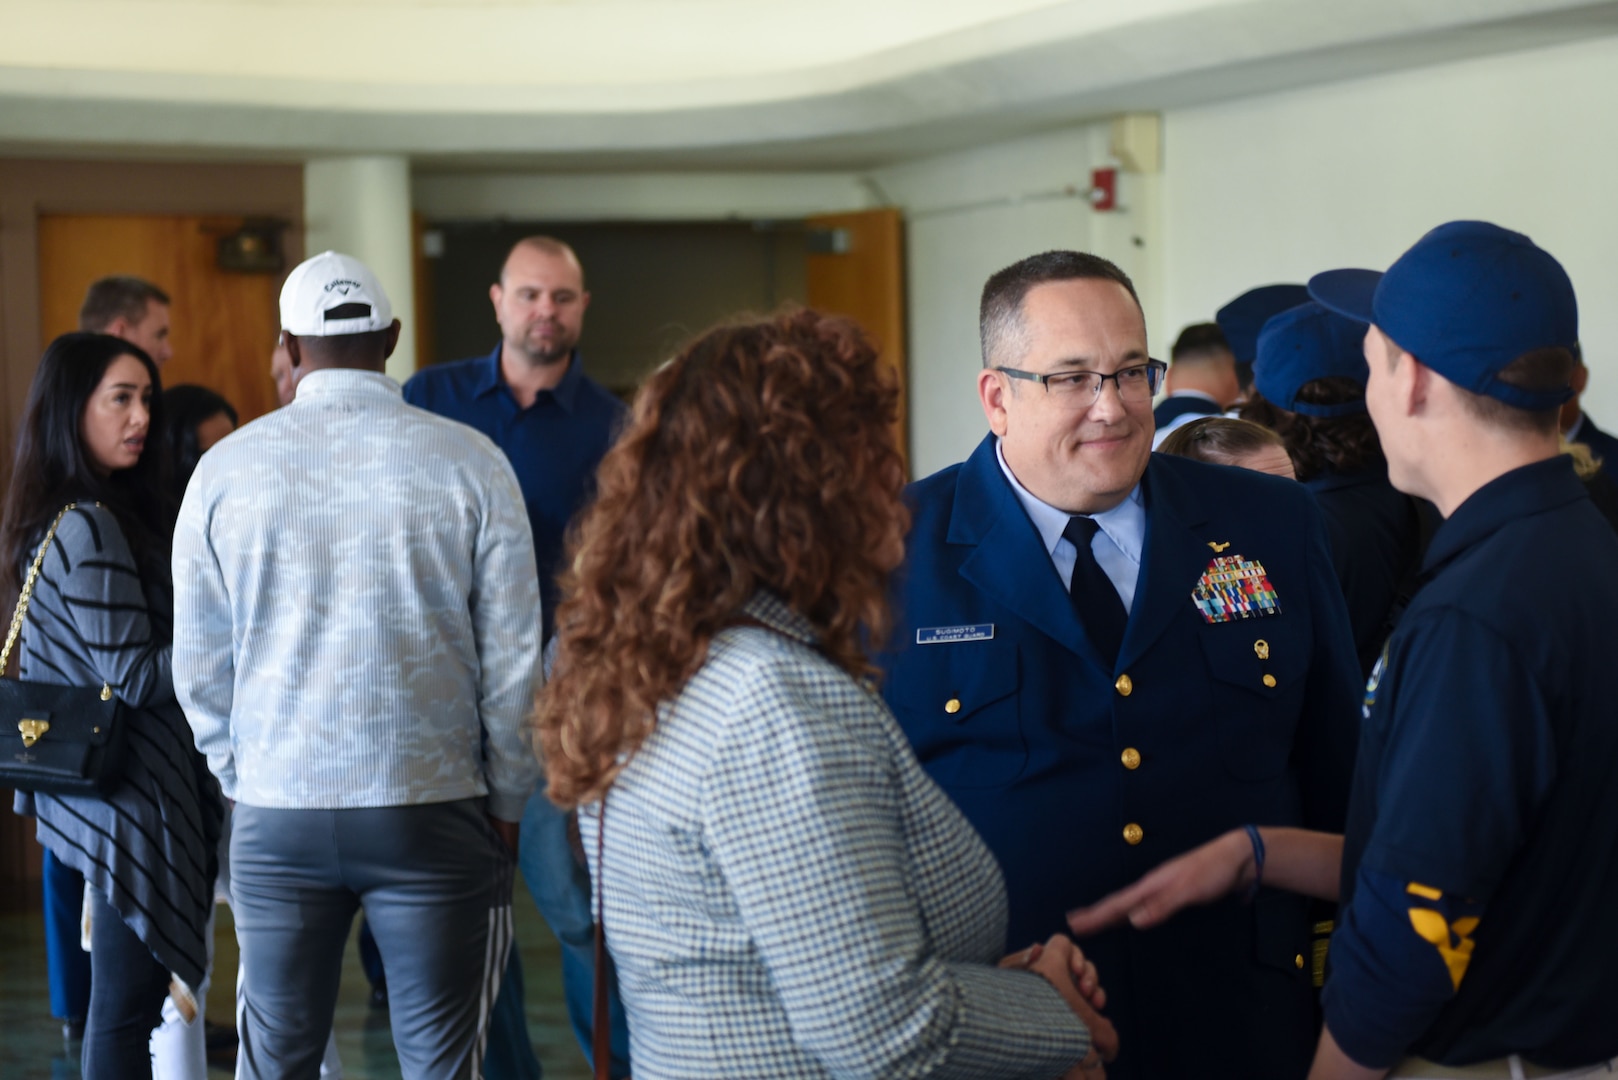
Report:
474,343,586,413
1421,455,1582,578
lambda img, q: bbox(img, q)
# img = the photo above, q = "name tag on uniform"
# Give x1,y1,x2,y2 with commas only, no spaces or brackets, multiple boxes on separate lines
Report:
917,624,995,644
1192,555,1282,623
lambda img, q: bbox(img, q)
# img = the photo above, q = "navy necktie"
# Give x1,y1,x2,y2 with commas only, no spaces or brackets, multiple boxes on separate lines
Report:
1063,516,1128,666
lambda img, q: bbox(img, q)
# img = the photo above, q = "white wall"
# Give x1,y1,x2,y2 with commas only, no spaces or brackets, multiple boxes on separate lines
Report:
413,171,874,223
1161,34,1618,423
305,156,418,382
873,123,1155,478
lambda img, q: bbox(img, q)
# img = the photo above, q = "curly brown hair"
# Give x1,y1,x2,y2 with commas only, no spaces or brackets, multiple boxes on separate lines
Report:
536,308,909,808
1238,377,1385,482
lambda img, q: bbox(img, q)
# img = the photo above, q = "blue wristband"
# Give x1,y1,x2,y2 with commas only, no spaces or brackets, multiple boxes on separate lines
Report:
1243,825,1266,903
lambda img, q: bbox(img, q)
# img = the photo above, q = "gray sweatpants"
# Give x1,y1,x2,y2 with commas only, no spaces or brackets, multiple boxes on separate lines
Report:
230,799,514,1080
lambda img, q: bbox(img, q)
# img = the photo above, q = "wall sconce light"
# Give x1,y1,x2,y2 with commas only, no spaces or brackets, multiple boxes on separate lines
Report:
217,220,287,273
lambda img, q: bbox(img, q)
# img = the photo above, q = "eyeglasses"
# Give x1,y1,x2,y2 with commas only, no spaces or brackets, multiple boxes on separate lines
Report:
996,360,1167,404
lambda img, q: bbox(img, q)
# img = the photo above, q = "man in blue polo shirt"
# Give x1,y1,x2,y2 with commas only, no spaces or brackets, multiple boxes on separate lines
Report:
1070,221,1618,1079
404,235,629,1080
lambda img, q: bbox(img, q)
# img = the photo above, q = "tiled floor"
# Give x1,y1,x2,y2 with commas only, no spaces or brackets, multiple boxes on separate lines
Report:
0,891,593,1079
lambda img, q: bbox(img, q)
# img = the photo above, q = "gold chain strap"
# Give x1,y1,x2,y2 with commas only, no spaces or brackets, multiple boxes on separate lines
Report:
1,503,113,700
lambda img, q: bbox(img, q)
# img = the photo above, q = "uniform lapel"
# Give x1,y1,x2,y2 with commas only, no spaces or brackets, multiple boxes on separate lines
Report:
1118,457,1211,670
948,437,1103,666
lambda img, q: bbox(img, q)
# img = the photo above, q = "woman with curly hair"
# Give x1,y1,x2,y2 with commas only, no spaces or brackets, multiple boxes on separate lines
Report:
536,309,1115,1080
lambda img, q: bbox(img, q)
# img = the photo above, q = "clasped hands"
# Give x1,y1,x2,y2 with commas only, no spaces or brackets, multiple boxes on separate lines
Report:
999,934,1118,1079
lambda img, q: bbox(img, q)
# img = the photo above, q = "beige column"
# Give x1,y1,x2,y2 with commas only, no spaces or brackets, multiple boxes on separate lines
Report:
303,156,416,382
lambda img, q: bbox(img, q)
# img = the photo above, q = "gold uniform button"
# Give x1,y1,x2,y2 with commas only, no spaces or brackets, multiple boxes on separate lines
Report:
1122,823,1144,845
1262,674,1277,688
944,698,961,715
1120,747,1142,770
1294,954,1305,969
1115,674,1133,697
1254,639,1270,660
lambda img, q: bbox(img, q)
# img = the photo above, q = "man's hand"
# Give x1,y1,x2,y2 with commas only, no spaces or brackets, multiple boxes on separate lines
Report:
1066,828,1253,936
488,815,520,855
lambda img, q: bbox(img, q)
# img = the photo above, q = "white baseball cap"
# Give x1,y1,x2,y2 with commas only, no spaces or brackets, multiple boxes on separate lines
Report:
279,251,394,337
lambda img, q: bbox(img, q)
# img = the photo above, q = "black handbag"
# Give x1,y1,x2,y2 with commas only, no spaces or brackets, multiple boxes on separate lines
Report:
0,503,127,795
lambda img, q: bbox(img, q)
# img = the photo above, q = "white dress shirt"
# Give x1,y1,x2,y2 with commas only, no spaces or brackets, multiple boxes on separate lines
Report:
995,438,1145,612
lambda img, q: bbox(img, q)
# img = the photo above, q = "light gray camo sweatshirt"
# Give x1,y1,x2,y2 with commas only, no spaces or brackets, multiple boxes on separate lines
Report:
172,368,542,821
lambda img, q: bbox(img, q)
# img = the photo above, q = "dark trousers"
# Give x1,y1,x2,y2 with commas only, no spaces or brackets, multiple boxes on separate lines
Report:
231,799,514,1080
81,886,169,1079
43,846,92,1022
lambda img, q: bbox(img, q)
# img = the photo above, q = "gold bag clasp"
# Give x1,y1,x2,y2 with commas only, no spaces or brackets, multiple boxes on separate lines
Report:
18,718,49,747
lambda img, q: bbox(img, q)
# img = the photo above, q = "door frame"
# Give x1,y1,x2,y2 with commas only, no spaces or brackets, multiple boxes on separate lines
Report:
0,159,304,460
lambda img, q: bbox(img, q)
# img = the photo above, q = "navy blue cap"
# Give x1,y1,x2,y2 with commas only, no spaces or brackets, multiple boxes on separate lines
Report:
1253,302,1369,418
1308,221,1578,410
1216,284,1312,365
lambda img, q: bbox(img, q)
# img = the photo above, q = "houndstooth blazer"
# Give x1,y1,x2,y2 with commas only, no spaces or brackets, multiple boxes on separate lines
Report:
579,591,1091,1080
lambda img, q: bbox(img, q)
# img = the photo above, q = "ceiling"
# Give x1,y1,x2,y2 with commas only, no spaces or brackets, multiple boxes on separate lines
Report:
1,0,1615,169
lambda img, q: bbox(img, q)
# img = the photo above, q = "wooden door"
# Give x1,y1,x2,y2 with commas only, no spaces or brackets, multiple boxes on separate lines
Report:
804,208,909,473
38,215,284,425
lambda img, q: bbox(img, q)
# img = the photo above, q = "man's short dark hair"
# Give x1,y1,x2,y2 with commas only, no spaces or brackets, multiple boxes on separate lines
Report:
1170,323,1232,365
980,251,1140,368
1455,347,1576,435
78,276,170,333
294,328,392,367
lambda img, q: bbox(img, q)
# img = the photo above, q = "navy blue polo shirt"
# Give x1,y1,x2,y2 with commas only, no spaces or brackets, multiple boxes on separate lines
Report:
403,345,626,637
1327,456,1618,1068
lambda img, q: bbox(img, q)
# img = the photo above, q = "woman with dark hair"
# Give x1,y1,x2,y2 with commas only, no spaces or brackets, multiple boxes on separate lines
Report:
537,309,1114,1080
1240,303,1428,676
162,384,238,497
2,332,224,1079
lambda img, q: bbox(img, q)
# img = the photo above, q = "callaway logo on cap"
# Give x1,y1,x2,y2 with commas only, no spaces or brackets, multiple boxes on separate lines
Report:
280,251,394,337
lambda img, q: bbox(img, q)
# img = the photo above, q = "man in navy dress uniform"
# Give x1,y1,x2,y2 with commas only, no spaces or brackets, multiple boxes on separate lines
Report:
1068,222,1618,1080
878,250,1363,1080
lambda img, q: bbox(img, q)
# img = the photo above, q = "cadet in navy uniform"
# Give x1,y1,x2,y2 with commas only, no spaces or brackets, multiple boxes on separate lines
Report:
1241,302,1427,676
1070,221,1618,1079
1217,283,1311,397
1150,322,1237,447
878,251,1363,1080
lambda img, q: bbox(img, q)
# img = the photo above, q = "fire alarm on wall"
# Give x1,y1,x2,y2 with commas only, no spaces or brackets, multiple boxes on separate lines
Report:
1089,168,1118,212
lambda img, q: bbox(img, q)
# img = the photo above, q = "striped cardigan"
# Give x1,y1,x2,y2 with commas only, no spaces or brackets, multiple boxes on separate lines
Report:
11,503,224,993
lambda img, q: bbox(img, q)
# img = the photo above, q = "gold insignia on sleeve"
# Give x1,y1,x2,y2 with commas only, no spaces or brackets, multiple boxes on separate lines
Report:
1207,541,1231,553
